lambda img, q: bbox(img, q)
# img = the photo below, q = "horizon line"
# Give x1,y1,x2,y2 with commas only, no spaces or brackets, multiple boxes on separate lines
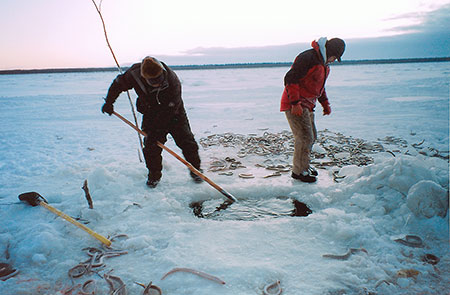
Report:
1,57,449,75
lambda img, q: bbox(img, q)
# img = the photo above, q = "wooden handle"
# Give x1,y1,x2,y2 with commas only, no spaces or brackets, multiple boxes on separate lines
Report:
40,202,112,247
112,112,237,203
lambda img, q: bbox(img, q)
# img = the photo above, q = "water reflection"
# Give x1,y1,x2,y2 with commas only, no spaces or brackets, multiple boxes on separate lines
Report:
190,196,312,221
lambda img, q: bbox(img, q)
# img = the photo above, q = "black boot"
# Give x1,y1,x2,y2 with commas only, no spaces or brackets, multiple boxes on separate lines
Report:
292,171,317,183
146,173,161,188
190,169,203,183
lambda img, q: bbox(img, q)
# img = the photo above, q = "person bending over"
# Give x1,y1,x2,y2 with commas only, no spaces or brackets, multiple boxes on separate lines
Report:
281,37,345,183
102,56,202,188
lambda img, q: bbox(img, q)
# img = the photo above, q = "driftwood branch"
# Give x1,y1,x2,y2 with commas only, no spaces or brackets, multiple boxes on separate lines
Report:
82,180,94,209
91,0,121,72
91,0,144,162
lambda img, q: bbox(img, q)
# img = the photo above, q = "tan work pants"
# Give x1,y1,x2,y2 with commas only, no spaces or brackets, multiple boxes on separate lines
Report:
285,109,317,175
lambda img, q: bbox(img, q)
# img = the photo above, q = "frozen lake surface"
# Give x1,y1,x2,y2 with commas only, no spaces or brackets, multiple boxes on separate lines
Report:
0,61,449,294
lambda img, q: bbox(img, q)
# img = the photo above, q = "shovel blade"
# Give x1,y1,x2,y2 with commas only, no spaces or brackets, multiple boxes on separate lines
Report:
18,192,43,207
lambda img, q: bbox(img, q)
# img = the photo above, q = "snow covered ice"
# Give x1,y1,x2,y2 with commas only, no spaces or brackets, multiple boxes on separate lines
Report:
0,62,449,294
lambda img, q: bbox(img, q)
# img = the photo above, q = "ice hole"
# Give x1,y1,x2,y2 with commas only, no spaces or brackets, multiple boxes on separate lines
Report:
190,196,312,221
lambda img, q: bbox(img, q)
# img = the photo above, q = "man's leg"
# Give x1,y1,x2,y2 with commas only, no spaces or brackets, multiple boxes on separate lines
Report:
142,130,167,187
169,112,202,182
308,111,318,176
285,109,315,182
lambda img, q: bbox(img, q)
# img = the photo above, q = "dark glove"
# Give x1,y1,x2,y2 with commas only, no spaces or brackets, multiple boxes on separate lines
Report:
102,102,114,116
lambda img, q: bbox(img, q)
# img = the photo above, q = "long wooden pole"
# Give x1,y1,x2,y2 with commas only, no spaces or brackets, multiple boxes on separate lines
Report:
113,111,238,203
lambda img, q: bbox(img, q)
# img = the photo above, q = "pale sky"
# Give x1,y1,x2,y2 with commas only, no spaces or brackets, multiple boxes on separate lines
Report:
0,0,449,70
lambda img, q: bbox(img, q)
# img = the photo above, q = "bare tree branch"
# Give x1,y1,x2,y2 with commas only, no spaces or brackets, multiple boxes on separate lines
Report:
91,0,144,161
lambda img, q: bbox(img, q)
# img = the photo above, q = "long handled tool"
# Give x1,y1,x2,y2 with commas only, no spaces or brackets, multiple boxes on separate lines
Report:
113,111,237,203
18,192,112,247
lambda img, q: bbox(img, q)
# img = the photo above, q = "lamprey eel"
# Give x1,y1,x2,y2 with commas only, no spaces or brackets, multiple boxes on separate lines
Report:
135,281,163,295
161,267,225,285
263,280,282,295
104,271,127,295
68,247,128,279
394,235,424,248
0,263,19,281
322,248,368,260
80,279,96,295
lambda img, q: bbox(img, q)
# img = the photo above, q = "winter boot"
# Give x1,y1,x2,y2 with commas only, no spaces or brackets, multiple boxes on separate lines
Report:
292,171,317,183
190,169,203,183
146,173,161,188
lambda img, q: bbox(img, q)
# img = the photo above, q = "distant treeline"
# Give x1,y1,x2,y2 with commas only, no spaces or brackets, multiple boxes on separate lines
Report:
1,57,449,75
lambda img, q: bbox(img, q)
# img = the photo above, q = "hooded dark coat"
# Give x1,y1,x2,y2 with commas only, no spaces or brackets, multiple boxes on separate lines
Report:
105,61,185,127
105,61,200,180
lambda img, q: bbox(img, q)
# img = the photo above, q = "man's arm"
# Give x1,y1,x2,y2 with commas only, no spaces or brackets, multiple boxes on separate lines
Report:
102,70,135,115
105,72,133,104
318,92,331,115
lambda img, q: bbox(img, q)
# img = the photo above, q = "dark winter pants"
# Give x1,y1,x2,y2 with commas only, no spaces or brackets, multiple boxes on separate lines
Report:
142,112,201,181
285,108,317,175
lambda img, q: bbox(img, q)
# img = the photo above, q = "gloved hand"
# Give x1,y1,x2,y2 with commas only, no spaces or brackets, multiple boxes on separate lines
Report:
322,101,331,115
291,103,303,116
102,102,114,116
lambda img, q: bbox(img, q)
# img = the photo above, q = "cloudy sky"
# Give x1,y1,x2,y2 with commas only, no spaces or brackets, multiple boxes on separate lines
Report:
0,0,449,70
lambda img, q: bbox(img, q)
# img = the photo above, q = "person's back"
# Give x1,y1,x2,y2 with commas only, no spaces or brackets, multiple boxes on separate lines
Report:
102,56,202,187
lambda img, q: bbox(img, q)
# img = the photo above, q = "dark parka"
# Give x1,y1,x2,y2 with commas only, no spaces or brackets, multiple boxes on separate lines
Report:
105,61,200,180
105,61,185,130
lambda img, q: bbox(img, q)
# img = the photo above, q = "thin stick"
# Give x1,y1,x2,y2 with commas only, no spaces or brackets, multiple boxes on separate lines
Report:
82,180,94,209
90,0,121,73
91,0,144,161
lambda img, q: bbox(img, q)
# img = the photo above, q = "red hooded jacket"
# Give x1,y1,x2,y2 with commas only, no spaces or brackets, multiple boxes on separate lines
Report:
280,40,330,112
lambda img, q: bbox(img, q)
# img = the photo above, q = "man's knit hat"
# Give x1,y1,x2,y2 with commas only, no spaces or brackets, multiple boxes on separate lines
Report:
141,56,164,79
326,38,346,62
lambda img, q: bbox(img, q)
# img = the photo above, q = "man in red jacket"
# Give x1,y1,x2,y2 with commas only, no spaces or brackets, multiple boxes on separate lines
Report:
281,37,345,183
